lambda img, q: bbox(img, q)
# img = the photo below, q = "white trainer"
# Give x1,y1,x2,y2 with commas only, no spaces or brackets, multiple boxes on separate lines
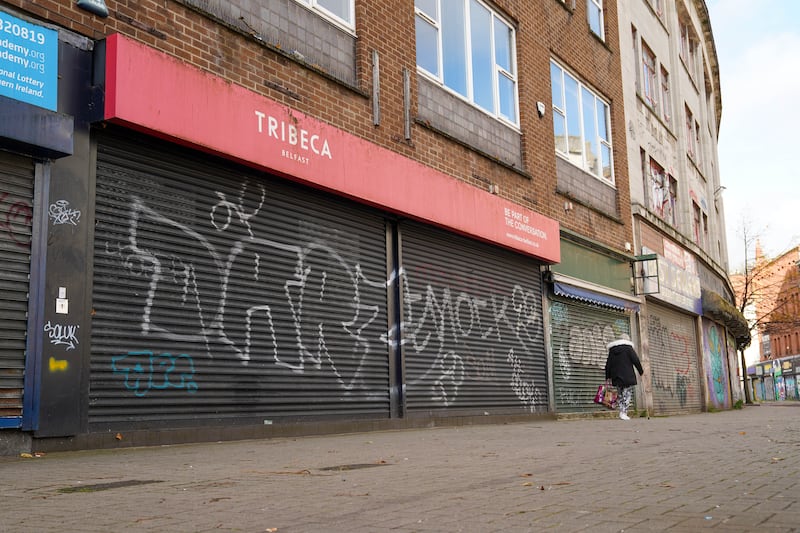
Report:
619,413,630,420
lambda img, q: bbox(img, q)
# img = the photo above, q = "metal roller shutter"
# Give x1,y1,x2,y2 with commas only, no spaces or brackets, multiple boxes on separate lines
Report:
400,221,548,415
648,303,702,414
0,152,34,421
90,132,390,427
549,299,631,412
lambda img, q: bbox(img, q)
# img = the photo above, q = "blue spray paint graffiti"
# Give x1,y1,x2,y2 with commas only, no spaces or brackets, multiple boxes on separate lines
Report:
111,351,198,397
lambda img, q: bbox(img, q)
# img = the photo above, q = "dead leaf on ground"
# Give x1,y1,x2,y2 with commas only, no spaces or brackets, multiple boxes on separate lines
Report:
522,482,533,487
520,473,533,477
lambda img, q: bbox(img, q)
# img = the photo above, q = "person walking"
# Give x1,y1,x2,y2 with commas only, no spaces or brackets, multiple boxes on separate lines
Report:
605,333,644,420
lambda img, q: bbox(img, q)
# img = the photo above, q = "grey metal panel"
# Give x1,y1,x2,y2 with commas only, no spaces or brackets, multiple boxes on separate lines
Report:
550,298,631,413
90,132,390,427
400,221,548,415
0,151,34,416
648,303,702,414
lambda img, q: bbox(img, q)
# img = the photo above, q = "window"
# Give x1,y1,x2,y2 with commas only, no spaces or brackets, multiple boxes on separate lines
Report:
642,42,658,109
702,211,709,248
694,121,702,169
692,201,702,245
647,0,663,17
660,66,671,123
551,61,613,182
685,105,696,159
647,158,677,226
679,20,698,80
587,0,604,39
294,0,354,29
415,0,518,124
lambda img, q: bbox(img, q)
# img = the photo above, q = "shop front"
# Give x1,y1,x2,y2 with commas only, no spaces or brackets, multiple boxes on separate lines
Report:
640,234,703,415
545,237,640,414
48,34,562,440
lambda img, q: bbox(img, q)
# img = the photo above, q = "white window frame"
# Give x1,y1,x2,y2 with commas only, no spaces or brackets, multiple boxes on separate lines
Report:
551,60,614,183
647,0,663,18
587,0,604,40
294,0,355,31
648,158,676,226
660,66,671,124
641,42,658,109
415,0,519,125
684,105,697,159
679,19,699,81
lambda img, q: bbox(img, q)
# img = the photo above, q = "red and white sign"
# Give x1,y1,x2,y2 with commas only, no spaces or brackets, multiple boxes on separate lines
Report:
104,34,559,263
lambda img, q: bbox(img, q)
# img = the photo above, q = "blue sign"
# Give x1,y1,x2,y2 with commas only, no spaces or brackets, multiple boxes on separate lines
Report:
0,11,58,111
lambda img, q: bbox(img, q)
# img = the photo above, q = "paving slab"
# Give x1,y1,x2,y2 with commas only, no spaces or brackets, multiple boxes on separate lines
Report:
1,405,799,532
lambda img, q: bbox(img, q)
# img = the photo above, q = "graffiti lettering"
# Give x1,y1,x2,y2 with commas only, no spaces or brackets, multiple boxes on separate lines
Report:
111,351,198,397
43,321,80,350
48,199,81,226
101,180,546,411
648,315,697,409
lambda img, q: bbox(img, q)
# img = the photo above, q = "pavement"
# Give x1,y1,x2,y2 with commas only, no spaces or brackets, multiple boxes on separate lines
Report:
1,404,799,532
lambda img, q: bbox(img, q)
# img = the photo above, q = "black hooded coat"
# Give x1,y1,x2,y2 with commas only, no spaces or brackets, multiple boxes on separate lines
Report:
605,339,644,388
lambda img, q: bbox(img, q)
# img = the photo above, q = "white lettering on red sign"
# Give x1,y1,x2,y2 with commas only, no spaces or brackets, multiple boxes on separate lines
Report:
255,110,332,161
503,207,548,240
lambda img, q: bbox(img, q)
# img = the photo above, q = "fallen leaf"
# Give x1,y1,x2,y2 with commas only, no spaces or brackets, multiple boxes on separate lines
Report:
739,432,746,435
520,473,533,477
266,529,278,532
522,482,533,487
19,453,33,459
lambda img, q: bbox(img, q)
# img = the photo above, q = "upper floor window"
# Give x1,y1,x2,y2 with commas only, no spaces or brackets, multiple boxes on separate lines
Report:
692,201,703,246
647,158,677,226
679,20,699,81
587,0,604,39
642,42,658,109
415,0,518,124
294,0,354,29
646,0,663,18
551,60,613,182
694,120,703,170
660,66,672,124
685,105,696,159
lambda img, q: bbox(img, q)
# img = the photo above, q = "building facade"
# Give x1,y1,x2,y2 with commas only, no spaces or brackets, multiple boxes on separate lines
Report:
0,0,741,454
617,0,748,414
735,244,800,400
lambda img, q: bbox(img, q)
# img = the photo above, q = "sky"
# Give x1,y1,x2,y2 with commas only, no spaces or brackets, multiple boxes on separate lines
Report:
706,0,800,271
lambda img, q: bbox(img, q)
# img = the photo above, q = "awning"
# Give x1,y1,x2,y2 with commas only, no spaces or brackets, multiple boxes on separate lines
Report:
553,282,639,312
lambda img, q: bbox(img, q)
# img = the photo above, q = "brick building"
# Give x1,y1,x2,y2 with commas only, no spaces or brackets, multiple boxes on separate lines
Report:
0,0,738,454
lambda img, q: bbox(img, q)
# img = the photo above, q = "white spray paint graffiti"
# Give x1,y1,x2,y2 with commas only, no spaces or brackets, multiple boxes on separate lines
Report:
551,301,627,407
401,268,545,410
48,199,82,226
44,321,80,350
102,179,546,408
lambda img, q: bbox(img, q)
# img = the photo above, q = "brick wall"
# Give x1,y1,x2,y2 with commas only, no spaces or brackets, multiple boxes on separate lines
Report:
3,0,633,254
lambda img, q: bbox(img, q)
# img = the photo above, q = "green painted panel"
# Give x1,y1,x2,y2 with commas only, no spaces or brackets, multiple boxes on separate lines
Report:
552,239,631,293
